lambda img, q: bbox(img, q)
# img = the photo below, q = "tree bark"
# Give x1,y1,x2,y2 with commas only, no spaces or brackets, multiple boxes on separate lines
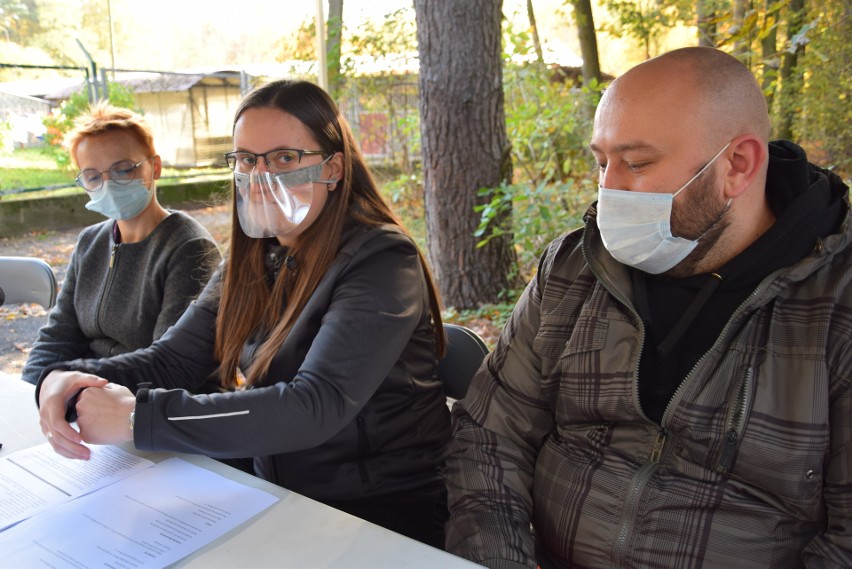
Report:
570,0,602,84
776,0,805,140
326,0,344,99
414,0,516,309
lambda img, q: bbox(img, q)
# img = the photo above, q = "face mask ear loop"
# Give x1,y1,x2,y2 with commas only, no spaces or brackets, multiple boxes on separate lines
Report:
673,141,732,199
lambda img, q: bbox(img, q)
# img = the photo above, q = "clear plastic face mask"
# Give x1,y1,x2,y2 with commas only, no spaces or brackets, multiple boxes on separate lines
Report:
233,159,332,239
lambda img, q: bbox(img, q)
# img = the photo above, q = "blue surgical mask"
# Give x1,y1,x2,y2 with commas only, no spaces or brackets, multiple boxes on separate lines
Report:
85,180,154,220
596,142,731,274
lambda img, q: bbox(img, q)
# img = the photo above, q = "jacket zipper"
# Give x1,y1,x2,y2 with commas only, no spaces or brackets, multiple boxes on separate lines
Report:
655,277,769,424
716,366,753,473
583,224,779,566
356,414,371,483
613,429,668,567
96,243,120,338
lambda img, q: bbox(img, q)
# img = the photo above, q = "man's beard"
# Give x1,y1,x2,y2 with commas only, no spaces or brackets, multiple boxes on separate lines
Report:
666,167,730,278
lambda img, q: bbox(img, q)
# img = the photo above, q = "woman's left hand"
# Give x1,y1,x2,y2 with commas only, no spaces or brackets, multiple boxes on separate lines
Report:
76,383,136,445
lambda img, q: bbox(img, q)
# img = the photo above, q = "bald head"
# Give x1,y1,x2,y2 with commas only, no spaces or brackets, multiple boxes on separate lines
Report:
590,47,777,276
598,47,771,147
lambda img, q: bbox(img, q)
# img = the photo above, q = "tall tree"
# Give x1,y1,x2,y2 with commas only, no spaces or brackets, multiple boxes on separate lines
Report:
414,0,516,308
326,0,344,99
795,0,851,176
526,0,544,64
775,0,805,140
569,0,602,84
759,0,778,109
696,0,717,46
731,0,750,60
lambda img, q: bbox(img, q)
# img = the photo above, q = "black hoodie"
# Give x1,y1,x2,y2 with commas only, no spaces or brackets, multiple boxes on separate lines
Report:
638,140,850,423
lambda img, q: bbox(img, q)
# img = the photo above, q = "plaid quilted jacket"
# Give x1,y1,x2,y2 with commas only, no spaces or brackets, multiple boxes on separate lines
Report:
446,194,851,568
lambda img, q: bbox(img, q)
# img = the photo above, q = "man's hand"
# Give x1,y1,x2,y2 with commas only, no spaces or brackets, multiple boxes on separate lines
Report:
77,383,135,446
38,370,108,460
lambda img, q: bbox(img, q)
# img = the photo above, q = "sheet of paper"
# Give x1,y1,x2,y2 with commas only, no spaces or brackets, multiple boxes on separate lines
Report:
0,442,154,530
0,457,280,568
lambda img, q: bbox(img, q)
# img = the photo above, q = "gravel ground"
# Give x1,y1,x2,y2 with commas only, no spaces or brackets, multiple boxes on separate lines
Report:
0,205,230,375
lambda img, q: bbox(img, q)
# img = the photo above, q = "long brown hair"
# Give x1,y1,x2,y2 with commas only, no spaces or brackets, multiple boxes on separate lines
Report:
215,79,444,388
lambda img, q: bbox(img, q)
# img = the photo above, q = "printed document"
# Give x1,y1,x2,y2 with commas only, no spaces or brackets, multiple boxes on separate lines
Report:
0,442,153,531
0,457,279,568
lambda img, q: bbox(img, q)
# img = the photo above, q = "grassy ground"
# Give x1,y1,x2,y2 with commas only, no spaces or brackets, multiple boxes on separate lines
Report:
0,148,75,193
0,147,232,201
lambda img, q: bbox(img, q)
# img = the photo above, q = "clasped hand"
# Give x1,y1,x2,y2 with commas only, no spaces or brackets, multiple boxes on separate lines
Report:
39,370,135,460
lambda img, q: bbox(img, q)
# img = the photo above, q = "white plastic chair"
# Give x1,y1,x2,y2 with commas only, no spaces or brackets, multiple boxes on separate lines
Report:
0,256,58,309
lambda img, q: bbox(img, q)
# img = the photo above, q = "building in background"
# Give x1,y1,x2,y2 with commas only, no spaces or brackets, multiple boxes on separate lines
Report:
0,70,241,168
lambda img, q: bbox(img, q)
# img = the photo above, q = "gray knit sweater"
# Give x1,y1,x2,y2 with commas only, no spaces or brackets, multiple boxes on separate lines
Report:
21,211,221,384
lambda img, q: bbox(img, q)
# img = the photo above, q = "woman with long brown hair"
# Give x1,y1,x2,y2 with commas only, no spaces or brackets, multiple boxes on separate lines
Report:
36,80,451,547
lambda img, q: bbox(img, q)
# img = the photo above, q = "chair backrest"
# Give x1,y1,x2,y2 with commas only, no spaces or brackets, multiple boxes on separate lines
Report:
0,256,58,309
438,323,490,400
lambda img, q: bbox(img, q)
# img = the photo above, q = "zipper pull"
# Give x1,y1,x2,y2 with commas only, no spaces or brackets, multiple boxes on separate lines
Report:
109,244,118,269
650,429,667,463
716,429,740,473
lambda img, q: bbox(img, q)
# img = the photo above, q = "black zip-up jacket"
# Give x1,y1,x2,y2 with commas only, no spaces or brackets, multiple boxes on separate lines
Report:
37,224,451,504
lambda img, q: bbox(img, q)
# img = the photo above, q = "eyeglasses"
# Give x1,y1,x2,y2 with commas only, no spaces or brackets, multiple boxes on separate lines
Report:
76,158,151,193
224,148,327,174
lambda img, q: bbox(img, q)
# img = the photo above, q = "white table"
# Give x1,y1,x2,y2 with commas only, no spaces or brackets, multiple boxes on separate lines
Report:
0,372,482,568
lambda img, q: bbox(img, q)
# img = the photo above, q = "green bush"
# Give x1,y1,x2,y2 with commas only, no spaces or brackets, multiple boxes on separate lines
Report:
474,21,602,284
41,83,140,170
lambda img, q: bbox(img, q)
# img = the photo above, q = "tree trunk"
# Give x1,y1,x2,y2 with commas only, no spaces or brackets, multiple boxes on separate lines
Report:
776,0,805,140
414,0,516,309
326,0,344,100
760,0,778,110
696,0,716,47
732,0,749,60
527,0,544,64
570,0,602,84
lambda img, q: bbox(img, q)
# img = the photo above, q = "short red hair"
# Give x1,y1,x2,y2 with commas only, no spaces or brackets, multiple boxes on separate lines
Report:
67,101,156,167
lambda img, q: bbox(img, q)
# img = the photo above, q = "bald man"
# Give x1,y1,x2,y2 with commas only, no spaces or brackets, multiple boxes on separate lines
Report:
445,47,851,568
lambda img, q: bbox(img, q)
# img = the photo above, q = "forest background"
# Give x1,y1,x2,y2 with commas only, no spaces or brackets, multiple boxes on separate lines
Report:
0,0,849,361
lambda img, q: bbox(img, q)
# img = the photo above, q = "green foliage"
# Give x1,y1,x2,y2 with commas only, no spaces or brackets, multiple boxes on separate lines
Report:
693,1,849,177
600,0,685,59
474,178,597,282
344,8,418,63
381,170,427,253
0,0,37,44
276,18,317,62
793,1,851,177
341,7,420,173
40,83,139,170
472,19,601,283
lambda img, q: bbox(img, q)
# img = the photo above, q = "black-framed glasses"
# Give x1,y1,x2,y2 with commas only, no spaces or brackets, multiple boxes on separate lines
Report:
224,148,327,174
76,158,151,193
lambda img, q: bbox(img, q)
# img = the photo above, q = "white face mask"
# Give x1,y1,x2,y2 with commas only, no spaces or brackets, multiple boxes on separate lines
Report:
233,156,334,239
596,142,731,274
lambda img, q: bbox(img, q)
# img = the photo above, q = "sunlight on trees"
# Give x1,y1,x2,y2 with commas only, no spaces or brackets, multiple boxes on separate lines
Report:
1,0,848,306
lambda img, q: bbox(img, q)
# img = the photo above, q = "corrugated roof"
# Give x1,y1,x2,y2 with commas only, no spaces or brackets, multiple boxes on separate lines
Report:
0,71,240,101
